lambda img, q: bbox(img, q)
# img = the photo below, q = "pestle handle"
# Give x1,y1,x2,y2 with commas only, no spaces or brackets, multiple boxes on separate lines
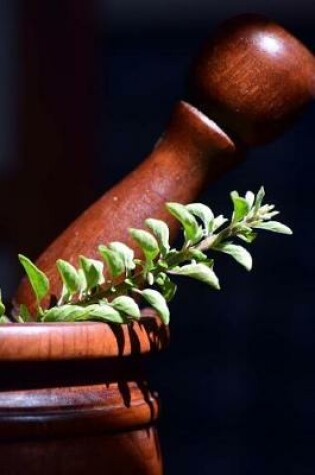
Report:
15,14,315,311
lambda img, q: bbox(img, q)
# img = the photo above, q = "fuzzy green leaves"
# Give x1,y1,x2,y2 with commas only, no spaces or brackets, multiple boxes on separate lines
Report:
87,304,124,323
0,290,5,318
231,191,250,223
10,187,291,327
19,304,31,322
166,202,202,243
57,259,81,303
145,218,170,255
129,228,160,261
235,225,257,244
170,263,220,290
42,303,125,324
213,215,228,232
99,241,136,279
215,243,252,271
41,297,140,325
156,272,177,301
186,203,214,233
79,256,105,291
254,186,265,212
99,245,125,278
109,242,135,271
252,221,292,234
111,296,141,319
18,255,49,312
42,304,88,322
135,289,170,325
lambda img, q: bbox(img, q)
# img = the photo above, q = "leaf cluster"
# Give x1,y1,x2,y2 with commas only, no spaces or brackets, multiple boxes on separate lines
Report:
0,187,292,325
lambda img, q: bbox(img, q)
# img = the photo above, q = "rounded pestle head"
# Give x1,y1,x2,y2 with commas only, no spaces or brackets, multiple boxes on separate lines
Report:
188,14,315,146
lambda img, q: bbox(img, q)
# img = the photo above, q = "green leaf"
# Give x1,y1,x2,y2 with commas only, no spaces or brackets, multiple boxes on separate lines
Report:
230,191,250,222
42,305,88,322
0,290,5,317
124,278,136,288
155,273,177,302
216,243,252,271
85,303,125,323
166,202,202,242
77,268,87,293
169,263,220,290
254,186,265,212
136,289,170,325
212,215,228,232
18,254,50,307
19,304,31,322
79,256,105,291
0,315,10,324
129,228,159,260
111,295,141,319
157,259,169,270
235,225,257,243
186,203,214,233
145,218,170,255
56,259,81,296
42,303,125,323
99,245,125,278
185,248,208,262
252,221,293,235
259,204,276,217
109,242,135,272
245,191,255,209
261,211,280,220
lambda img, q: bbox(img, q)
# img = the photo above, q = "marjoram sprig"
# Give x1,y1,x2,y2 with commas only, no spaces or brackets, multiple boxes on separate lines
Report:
0,187,292,325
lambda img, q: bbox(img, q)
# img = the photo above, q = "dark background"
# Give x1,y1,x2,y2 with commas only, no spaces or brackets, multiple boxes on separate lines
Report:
0,1,315,473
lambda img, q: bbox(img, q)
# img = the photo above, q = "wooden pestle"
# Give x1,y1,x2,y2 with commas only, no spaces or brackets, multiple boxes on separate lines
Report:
15,14,315,312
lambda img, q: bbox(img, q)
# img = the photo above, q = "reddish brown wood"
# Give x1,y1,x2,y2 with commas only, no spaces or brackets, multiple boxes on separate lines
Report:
0,429,162,475
189,14,315,145
14,15,314,311
0,310,168,361
5,14,315,475
0,382,159,436
16,101,237,311
0,314,164,474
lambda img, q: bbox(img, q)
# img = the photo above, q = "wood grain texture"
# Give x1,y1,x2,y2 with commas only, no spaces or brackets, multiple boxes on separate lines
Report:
0,311,168,361
15,101,237,311
0,312,164,474
0,428,162,475
189,14,315,145
14,15,314,312
0,356,162,474
5,14,315,475
0,382,159,437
